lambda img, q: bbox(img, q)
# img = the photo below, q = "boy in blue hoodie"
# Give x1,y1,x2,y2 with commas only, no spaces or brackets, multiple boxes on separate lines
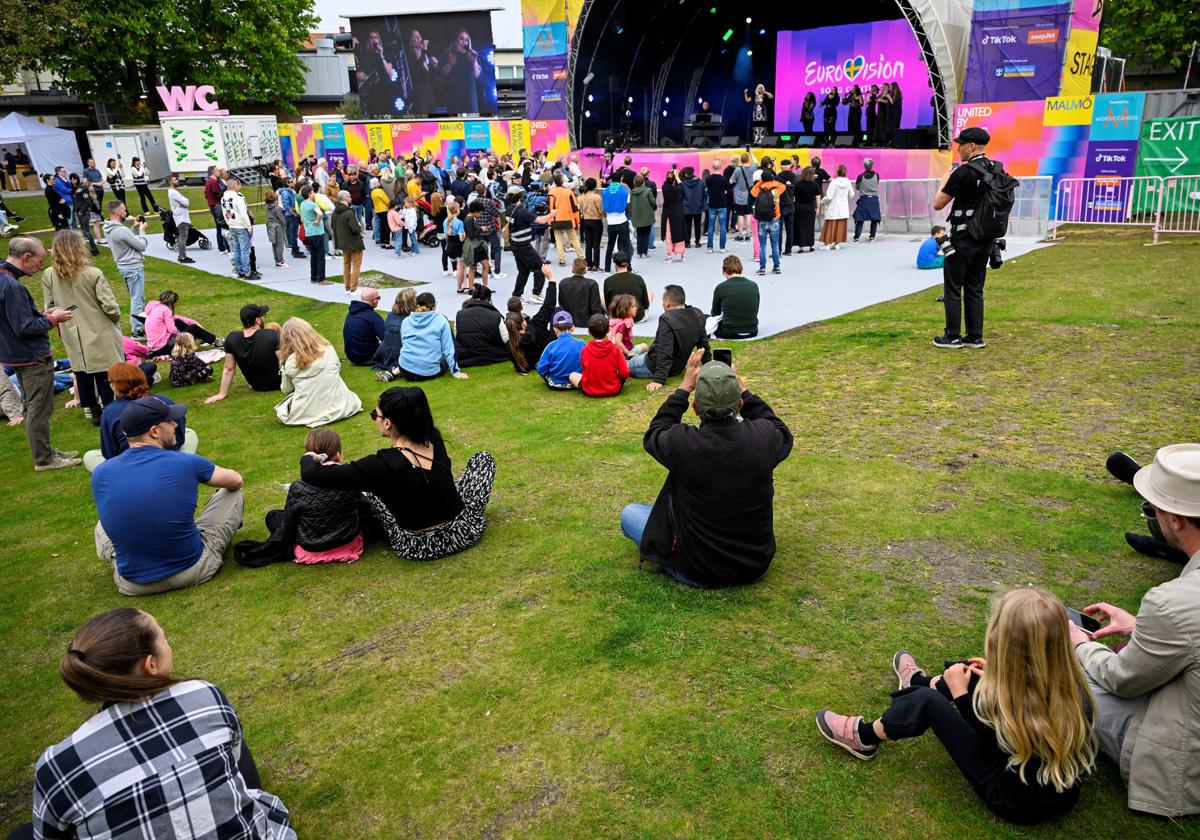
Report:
536,311,584,390
917,225,946,270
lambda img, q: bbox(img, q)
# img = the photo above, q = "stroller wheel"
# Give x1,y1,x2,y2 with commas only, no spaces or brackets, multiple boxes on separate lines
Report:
198,236,213,250
166,242,176,251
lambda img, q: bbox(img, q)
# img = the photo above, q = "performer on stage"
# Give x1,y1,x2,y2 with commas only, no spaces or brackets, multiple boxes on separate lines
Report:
744,85,774,145
875,84,893,146
800,92,816,135
844,85,864,146
865,85,879,147
821,88,840,147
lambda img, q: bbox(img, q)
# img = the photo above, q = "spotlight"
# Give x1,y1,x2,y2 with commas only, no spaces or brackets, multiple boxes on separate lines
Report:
722,28,733,41
747,49,753,56
588,94,594,102
710,5,716,11
625,109,631,116
664,96,670,104
759,28,765,35
582,71,595,85
746,17,751,23
662,109,668,116
585,110,591,118
628,96,634,103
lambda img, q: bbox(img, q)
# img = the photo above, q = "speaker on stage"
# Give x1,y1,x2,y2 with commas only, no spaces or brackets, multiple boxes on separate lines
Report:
661,137,679,147
719,135,740,148
760,135,780,147
694,136,714,149
833,134,854,147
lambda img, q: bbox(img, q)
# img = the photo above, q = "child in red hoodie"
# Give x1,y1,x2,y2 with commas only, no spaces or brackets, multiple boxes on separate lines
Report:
570,314,630,397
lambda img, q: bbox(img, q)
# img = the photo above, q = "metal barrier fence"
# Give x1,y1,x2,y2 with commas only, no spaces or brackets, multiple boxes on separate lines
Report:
879,176,1053,238
1051,175,1200,244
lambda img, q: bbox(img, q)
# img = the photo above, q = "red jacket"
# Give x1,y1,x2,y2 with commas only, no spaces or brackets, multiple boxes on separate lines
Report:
204,177,223,208
580,338,629,397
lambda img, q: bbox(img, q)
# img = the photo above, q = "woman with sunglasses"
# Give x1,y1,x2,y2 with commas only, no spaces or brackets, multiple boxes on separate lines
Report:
298,386,495,561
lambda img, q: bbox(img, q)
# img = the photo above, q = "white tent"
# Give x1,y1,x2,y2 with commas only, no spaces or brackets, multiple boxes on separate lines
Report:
0,112,84,179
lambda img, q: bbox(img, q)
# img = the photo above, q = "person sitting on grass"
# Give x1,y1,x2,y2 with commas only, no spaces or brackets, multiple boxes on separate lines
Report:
85,362,197,472
8,609,295,840
558,257,605,327
0,371,23,425
455,283,510,368
536,311,584,390
298,386,495,561
628,284,710,391
621,353,793,587
1073,444,1200,818
608,294,648,359
1105,449,1191,564
375,288,417,382
343,287,385,366
142,290,222,357
398,292,469,381
275,317,363,427
92,396,244,595
569,313,629,397
206,304,282,404
505,267,559,375
168,332,213,388
710,255,760,339
917,224,947,270
285,427,364,564
816,587,1096,825
602,253,652,323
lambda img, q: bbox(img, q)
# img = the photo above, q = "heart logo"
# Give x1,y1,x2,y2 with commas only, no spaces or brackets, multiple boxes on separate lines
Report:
844,55,866,80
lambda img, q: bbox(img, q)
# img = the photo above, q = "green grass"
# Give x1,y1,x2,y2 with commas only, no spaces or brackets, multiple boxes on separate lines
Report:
0,226,1197,837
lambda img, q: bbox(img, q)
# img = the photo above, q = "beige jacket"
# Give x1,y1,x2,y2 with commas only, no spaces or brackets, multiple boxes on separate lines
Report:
1077,550,1200,816
41,266,123,374
275,344,362,428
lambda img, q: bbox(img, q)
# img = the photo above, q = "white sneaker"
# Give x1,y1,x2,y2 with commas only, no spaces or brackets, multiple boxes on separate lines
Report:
719,247,726,253
530,293,544,303
493,272,507,280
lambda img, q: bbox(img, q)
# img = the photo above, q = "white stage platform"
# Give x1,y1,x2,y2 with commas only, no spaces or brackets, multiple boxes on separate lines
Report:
137,227,1049,339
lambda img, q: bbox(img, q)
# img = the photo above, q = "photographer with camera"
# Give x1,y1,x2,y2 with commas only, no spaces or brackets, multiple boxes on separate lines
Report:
102,201,148,338
931,127,1016,349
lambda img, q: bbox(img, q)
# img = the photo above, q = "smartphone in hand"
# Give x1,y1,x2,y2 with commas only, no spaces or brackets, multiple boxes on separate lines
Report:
1065,607,1101,633
713,348,733,366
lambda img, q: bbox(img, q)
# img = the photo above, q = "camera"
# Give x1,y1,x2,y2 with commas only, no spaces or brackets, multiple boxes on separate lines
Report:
935,232,956,258
989,237,1006,270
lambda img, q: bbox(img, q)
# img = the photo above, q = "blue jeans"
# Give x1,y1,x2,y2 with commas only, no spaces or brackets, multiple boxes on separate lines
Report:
647,221,656,249
227,228,251,276
118,268,145,335
627,351,653,379
757,218,781,270
409,230,420,254
620,503,702,588
706,207,728,250
285,214,301,252
209,205,227,252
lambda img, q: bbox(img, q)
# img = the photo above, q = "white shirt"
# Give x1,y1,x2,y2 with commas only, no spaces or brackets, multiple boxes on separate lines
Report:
167,188,190,228
314,167,329,188
220,189,252,229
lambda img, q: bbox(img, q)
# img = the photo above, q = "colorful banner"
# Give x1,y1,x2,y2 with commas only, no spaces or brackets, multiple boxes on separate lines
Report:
775,21,937,132
509,120,529,157
1083,140,1139,178
962,6,1071,103
1090,92,1145,141
530,119,570,160
292,123,316,163
1043,94,1094,126
523,22,568,58
954,100,1048,176
525,55,569,121
321,122,347,168
521,0,565,28
1071,0,1104,31
391,121,440,159
366,123,390,158
1059,27,1098,97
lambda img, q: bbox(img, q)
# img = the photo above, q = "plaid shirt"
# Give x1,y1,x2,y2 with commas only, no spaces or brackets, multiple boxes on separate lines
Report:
33,680,295,839
475,197,502,236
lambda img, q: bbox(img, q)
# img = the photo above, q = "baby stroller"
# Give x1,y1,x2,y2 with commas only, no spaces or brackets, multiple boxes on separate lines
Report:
159,208,212,252
416,197,440,247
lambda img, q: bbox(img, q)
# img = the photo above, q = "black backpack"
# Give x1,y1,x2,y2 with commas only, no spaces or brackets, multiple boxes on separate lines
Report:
753,186,777,222
964,158,1019,241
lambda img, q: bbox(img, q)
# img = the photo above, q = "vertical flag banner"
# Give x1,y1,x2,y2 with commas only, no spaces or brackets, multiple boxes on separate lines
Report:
278,123,295,170
366,124,390,158
1090,92,1145,141
344,124,369,164
962,1,1072,102
522,0,569,120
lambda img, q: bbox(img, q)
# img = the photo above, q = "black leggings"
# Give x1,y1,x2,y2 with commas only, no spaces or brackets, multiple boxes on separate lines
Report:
684,213,702,245
5,744,262,840
134,184,157,213
74,370,113,413
148,319,218,355
376,211,391,246
581,218,602,267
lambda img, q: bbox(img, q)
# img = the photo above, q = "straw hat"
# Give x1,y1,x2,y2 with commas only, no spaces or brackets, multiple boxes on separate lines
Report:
1133,444,1200,517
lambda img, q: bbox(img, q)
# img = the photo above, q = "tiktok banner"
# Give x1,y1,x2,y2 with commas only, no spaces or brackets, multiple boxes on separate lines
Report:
962,0,1072,103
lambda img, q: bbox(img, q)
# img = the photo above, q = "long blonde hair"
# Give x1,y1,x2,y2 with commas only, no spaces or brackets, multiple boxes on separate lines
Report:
170,332,197,357
50,229,91,283
973,588,1097,792
278,317,330,370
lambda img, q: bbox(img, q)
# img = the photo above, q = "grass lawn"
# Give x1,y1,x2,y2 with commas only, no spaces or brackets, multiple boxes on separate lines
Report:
0,227,1196,838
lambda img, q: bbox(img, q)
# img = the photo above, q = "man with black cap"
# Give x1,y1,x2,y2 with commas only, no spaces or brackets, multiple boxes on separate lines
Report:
205,304,282,404
505,184,554,301
932,126,1003,349
91,395,245,595
620,351,793,588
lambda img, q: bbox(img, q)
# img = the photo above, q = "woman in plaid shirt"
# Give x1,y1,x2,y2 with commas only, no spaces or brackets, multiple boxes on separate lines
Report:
12,609,294,839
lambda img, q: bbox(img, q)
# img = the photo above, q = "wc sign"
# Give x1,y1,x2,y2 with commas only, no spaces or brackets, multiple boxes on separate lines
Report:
156,85,229,117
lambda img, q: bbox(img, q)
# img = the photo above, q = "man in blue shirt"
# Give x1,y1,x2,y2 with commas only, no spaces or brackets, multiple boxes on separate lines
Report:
536,311,584,389
917,225,946,270
82,158,105,207
92,396,244,595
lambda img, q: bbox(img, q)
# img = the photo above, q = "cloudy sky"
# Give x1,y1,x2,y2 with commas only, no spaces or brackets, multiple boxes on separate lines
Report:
312,1,524,49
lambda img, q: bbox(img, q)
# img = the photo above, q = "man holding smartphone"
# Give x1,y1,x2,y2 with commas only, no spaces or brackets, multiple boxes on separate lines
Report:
1069,444,1200,817
620,351,793,588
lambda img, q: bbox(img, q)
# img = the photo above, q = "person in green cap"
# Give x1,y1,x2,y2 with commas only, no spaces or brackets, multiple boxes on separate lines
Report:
620,350,793,587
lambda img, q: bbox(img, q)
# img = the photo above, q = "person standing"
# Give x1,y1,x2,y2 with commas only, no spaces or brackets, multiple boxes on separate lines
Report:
729,153,757,242
578,178,605,272
166,174,195,264
887,82,904,146
101,200,149,337
279,177,304,260
69,174,100,255
4,147,23,191
793,166,821,253
602,178,633,273
43,174,70,230
750,170,786,275
660,170,687,262
845,85,864,145
744,85,774,146
299,185,327,285
776,162,797,255
221,177,253,280
819,165,853,251
821,88,841,146
204,165,228,254
680,167,706,249
628,176,657,259
128,157,159,213
704,160,730,253
40,230,123,425
852,159,882,242
548,173,582,268
0,236,79,470
865,85,879,147
333,190,364,293
932,127,1003,349
800,92,817,135
104,158,127,208
875,84,893,146
82,157,105,208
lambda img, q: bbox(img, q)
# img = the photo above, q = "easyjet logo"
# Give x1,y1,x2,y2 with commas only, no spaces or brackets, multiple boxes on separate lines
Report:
1027,28,1058,44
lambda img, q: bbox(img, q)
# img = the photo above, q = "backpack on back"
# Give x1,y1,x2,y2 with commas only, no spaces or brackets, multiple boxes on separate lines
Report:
602,183,628,214
753,187,777,222
964,158,1019,241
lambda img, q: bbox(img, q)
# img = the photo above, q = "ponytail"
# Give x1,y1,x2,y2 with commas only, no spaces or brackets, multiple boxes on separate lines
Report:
505,312,528,373
59,608,179,704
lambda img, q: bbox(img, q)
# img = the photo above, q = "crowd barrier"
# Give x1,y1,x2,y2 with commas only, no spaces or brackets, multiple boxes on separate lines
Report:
1051,175,1200,244
879,177,1053,238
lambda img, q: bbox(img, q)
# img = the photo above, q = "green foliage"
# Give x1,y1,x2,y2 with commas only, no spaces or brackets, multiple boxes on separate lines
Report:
1101,0,1200,71
24,0,317,119
340,94,365,120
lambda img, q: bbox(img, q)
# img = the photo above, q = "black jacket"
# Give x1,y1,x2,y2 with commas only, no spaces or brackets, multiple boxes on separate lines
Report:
510,283,558,373
558,274,604,328
454,300,510,368
645,305,710,384
640,390,793,586
286,479,360,551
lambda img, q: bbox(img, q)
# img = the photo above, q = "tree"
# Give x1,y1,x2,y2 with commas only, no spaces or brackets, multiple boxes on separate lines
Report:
1100,0,1200,73
16,0,317,120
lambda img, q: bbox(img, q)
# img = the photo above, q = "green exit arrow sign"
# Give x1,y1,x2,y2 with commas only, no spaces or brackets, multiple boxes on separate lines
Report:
1136,117,1200,177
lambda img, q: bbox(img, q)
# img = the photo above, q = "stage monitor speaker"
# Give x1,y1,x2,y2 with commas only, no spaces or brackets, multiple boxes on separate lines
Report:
761,135,780,147
694,136,714,149
833,135,854,147
661,136,679,147
719,135,741,148
794,134,816,146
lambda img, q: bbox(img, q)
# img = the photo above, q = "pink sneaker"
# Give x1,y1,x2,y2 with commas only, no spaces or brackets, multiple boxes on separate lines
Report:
815,710,877,760
893,650,924,691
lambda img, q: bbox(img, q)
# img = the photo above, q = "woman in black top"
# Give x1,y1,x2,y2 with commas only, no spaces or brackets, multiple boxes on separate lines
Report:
792,167,822,253
800,92,816,135
816,588,1096,825
821,89,840,146
865,85,879,147
299,386,495,561
505,278,558,373
660,170,686,261
844,85,864,144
